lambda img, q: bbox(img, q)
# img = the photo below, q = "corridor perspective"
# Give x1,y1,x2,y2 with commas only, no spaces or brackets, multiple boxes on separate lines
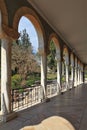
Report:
0,0,87,130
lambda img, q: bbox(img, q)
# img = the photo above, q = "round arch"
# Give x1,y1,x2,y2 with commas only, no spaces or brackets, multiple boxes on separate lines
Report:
48,33,61,61
63,46,69,65
13,6,45,53
0,0,8,26
70,53,74,66
61,46,69,90
48,33,61,90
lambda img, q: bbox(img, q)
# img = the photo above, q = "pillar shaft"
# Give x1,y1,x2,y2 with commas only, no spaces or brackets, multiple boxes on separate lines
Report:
82,71,84,83
62,62,64,75
78,68,80,85
80,70,81,84
71,66,74,81
81,71,83,83
41,53,47,99
57,61,61,92
1,38,11,115
66,65,69,89
74,67,77,87
70,66,74,88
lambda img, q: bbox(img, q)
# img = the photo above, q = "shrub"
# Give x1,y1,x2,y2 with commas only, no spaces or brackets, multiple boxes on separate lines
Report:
11,74,22,89
61,75,66,83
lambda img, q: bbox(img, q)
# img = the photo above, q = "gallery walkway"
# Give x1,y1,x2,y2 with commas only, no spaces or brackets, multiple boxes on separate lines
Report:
0,84,87,130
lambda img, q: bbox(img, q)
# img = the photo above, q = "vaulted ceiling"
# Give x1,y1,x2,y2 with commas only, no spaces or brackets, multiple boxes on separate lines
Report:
28,0,87,64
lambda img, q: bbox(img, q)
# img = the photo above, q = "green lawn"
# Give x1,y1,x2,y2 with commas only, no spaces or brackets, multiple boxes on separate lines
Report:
47,73,57,80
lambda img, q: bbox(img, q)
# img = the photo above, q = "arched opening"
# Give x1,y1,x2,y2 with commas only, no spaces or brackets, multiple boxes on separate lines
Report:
13,7,45,52
63,47,69,65
47,34,61,97
12,16,41,87
11,7,45,111
62,47,69,92
18,16,38,53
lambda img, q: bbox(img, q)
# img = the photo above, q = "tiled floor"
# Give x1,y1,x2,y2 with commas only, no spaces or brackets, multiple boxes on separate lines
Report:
0,84,87,130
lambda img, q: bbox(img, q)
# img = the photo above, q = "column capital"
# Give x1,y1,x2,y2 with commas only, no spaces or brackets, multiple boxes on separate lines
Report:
38,47,46,56
55,55,61,62
55,58,61,62
57,59,61,62
78,67,80,70
0,24,20,40
70,64,74,67
65,63,69,66
74,66,78,69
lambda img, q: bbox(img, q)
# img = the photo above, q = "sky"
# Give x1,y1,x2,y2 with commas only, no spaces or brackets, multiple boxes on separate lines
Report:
18,16,38,53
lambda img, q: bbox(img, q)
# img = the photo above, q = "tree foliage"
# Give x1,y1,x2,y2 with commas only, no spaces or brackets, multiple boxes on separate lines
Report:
47,40,57,72
12,29,40,86
19,29,32,47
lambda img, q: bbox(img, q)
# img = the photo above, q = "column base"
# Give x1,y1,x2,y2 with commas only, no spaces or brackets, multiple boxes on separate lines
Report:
41,97,50,103
74,85,78,88
61,88,67,93
0,111,17,122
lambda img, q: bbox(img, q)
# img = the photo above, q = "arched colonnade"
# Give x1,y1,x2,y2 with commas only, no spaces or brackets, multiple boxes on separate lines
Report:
0,5,84,121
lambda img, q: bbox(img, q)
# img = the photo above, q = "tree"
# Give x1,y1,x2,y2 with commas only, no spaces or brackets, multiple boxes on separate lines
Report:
12,29,40,86
47,40,57,72
20,29,32,49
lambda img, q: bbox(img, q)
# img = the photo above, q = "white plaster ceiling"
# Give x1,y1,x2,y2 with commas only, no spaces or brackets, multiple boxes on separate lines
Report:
28,0,87,64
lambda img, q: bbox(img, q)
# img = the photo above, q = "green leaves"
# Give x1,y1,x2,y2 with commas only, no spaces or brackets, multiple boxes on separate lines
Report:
47,40,57,72
11,29,40,89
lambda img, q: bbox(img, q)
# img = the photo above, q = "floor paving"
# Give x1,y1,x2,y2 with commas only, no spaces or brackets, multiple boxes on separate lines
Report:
0,84,87,130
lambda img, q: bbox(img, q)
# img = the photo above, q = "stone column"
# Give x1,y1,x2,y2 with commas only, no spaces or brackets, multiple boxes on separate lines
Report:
40,50,47,100
0,27,19,122
71,66,74,88
62,62,64,75
65,64,69,89
81,71,83,84
81,71,84,83
0,38,17,122
77,68,80,85
77,67,79,85
81,66,83,84
80,69,82,84
1,38,11,115
57,60,61,93
71,66,74,82
74,67,77,87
